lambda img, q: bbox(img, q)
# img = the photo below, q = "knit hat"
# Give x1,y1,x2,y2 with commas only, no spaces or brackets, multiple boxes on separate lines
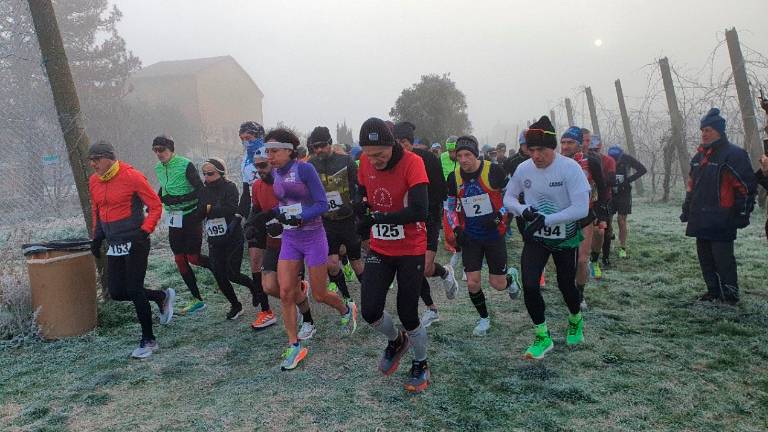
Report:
239,121,265,138
700,108,726,136
455,135,479,157
204,157,227,175
393,121,416,142
431,142,442,150
88,140,116,159
253,147,268,161
445,135,458,151
308,126,332,146
359,118,395,146
152,135,174,152
589,133,601,150
525,116,557,149
561,126,583,145
607,145,624,160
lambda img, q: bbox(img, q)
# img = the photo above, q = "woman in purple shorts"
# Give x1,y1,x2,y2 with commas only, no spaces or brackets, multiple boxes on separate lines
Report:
262,128,358,370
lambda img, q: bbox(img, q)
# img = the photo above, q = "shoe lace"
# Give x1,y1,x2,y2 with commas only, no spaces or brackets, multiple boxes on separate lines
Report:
384,338,399,359
410,360,425,378
282,346,297,359
567,320,579,336
533,334,549,346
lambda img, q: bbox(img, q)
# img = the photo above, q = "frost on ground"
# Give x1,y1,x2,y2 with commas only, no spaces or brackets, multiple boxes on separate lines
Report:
0,200,766,432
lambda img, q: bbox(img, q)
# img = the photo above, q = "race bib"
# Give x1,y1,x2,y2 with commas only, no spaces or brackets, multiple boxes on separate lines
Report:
372,224,405,240
280,203,302,230
534,224,566,240
165,211,183,228
205,217,227,237
107,242,132,256
326,191,343,212
460,194,493,217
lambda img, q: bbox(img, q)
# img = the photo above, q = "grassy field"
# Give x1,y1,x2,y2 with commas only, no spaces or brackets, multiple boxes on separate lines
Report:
1,201,767,431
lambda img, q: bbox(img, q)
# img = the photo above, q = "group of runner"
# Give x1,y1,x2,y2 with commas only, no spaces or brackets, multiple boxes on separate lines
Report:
87,114,649,393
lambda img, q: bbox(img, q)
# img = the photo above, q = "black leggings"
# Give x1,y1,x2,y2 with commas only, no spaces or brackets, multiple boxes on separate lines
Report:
107,238,164,341
419,278,433,307
361,252,424,331
520,241,581,325
208,236,258,308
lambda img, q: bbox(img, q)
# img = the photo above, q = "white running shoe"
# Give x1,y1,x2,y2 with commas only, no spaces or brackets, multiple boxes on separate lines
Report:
473,317,491,336
131,339,158,359
441,266,459,300
298,322,316,341
159,288,175,325
420,309,440,328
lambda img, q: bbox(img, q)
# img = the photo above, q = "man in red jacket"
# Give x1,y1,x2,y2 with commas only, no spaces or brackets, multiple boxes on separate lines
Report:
88,141,172,359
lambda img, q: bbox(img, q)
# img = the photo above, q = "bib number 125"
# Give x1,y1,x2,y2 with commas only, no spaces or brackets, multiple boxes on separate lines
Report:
372,224,404,240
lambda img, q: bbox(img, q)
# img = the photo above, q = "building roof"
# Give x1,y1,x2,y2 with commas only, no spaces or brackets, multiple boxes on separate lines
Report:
132,55,263,96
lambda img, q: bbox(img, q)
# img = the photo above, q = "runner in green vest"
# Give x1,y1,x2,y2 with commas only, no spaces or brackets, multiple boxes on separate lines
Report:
153,136,211,315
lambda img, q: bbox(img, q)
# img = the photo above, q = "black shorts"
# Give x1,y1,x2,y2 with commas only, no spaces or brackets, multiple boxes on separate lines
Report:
324,218,362,261
248,229,267,249
168,214,204,255
261,247,279,273
426,218,441,252
461,235,507,275
612,193,632,215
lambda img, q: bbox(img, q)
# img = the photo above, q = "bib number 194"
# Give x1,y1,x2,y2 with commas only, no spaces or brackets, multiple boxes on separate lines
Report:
372,224,404,240
534,224,566,240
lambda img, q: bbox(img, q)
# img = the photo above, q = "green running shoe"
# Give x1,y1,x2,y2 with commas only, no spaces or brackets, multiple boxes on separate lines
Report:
327,282,338,293
618,247,628,259
342,261,355,282
566,313,584,346
280,343,308,371
180,300,206,316
592,261,602,280
524,325,554,360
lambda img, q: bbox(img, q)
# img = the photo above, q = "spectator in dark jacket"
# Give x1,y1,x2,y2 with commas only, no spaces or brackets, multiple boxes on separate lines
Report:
680,108,757,304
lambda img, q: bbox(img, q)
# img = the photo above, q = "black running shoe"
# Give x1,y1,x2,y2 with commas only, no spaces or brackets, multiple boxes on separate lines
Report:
226,303,244,320
404,360,430,393
379,330,410,376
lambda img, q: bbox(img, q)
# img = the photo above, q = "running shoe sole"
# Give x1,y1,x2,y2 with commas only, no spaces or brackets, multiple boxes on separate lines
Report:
280,347,308,371
160,289,175,325
404,370,431,393
227,310,244,320
524,343,553,360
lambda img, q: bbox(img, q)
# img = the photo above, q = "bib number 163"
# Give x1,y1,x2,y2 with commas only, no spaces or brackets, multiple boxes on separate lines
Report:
372,224,404,240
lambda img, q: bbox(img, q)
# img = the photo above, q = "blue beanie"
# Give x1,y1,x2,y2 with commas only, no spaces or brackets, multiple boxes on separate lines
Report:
350,146,362,160
607,145,624,160
700,108,726,136
561,126,583,145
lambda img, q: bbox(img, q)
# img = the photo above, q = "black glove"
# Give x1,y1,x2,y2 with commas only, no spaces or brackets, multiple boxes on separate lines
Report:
277,212,302,227
243,220,262,241
90,237,103,258
522,214,546,242
522,207,539,222
453,226,466,247
354,200,370,217
266,221,283,237
680,193,691,223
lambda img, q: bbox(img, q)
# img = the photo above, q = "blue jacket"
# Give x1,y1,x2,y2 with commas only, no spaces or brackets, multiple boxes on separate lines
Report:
682,138,756,241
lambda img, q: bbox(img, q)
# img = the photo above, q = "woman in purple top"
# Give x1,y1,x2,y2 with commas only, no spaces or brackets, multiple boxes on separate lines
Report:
263,128,358,371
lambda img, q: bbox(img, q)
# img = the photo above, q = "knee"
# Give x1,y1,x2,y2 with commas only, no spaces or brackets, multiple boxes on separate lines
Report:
466,280,481,293
490,277,506,291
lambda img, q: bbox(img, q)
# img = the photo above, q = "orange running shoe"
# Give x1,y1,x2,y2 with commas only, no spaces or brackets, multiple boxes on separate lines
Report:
251,310,277,329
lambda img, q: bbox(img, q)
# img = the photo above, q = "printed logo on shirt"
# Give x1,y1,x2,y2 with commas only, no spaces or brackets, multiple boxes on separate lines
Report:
549,181,563,187
372,187,394,209
524,179,532,189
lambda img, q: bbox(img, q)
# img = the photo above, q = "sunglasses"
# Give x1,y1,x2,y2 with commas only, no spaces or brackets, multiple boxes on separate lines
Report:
202,171,217,177
255,162,270,169
152,147,169,153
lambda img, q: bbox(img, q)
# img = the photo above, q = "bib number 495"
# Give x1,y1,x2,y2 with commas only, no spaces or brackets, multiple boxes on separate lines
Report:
372,224,404,240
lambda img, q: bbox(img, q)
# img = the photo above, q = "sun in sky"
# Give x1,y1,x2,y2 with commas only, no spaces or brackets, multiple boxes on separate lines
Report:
594,39,603,47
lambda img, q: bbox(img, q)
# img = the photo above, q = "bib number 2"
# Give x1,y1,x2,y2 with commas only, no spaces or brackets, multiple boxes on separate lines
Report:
372,224,404,240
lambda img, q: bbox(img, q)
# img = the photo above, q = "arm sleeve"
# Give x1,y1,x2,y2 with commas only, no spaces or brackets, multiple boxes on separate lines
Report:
135,172,163,234
543,164,591,225
427,153,448,203
186,162,204,191
373,183,428,225
90,183,105,240
238,183,251,217
626,155,647,183
298,162,329,220
503,174,527,216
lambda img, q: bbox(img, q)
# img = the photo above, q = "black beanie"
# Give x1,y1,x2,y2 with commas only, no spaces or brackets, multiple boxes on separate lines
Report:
152,135,174,152
239,121,265,138
393,121,416,142
308,126,332,145
455,135,479,157
359,118,395,146
88,140,116,159
525,116,557,149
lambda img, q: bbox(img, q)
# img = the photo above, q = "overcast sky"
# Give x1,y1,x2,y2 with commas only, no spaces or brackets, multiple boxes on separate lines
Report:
112,0,767,143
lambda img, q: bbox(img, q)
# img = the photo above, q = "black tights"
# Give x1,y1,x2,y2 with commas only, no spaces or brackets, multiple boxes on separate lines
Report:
520,241,581,325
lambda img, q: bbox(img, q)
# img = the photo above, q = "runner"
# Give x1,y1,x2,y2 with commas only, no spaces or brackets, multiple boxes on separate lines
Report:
307,126,363,305
152,135,211,315
607,145,647,259
587,134,615,277
356,117,431,393
237,121,271,325
503,116,590,359
87,141,173,359
681,108,757,304
264,128,357,371
560,127,609,310
393,121,459,328
439,136,462,273
244,148,314,334
445,135,518,336
197,158,265,321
